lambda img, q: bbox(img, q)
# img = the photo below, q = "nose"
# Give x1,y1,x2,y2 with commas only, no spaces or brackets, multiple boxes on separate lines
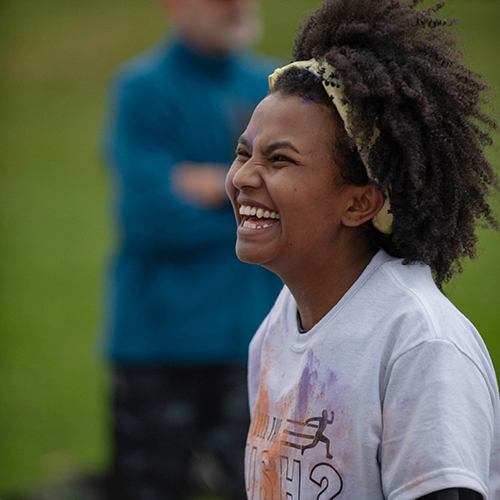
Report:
228,157,263,192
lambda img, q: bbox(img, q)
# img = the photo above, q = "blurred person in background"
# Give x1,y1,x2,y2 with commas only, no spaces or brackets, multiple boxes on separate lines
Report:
102,0,282,499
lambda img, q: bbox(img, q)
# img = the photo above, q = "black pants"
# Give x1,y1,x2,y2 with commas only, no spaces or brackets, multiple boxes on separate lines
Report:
107,365,250,500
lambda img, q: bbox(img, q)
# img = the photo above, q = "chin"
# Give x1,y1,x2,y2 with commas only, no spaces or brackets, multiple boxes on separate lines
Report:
235,241,270,267
235,246,259,265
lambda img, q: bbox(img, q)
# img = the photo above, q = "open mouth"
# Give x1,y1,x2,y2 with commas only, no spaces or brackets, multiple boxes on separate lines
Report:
239,204,280,229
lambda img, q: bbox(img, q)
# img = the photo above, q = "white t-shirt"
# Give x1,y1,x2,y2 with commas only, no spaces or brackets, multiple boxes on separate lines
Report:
246,250,500,500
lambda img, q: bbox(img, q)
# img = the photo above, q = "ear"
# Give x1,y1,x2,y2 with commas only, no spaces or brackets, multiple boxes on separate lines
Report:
341,185,385,228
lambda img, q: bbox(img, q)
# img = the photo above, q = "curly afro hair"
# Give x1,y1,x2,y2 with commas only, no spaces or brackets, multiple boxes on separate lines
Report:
271,0,499,287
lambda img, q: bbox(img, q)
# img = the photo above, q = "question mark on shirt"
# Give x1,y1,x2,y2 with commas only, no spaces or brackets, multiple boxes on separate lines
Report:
310,463,343,499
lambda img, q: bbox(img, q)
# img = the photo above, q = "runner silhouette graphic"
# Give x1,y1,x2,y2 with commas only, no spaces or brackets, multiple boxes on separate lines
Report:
301,410,334,459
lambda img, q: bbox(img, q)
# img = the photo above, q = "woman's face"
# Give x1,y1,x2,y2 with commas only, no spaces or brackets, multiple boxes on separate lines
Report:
226,92,357,277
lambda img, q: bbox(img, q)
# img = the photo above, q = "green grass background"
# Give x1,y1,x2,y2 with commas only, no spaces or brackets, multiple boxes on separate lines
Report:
0,0,499,495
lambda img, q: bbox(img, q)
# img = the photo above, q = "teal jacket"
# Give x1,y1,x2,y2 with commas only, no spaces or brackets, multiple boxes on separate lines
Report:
104,37,282,364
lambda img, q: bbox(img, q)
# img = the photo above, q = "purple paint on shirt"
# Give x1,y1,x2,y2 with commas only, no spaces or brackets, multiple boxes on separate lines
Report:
327,370,338,386
298,364,311,412
297,350,318,415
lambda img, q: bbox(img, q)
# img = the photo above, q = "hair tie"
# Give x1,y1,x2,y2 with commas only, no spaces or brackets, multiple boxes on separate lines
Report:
269,59,393,235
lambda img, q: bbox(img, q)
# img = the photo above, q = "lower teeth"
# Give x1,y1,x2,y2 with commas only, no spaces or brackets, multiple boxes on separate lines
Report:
243,220,273,229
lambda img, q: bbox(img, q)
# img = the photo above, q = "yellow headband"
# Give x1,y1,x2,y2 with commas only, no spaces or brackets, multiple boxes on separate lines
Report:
269,59,393,235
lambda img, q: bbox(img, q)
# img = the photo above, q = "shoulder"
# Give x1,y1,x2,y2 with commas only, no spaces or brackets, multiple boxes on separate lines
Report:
365,252,474,342
251,285,289,339
365,253,495,384
248,285,290,350
110,40,174,99
386,259,474,337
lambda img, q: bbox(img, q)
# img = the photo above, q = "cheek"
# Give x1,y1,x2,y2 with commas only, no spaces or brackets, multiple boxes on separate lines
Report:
280,184,337,230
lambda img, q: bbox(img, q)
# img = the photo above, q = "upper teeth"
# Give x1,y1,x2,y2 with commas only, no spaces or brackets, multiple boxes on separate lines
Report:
239,205,280,219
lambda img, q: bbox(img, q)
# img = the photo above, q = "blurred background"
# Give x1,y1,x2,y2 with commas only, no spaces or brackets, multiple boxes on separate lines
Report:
0,0,499,497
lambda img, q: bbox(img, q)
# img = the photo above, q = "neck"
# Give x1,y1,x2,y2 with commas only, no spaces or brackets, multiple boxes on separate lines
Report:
283,238,377,332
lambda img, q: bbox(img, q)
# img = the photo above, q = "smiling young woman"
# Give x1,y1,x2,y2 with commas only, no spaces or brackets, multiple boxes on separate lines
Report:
226,92,384,330
225,0,500,499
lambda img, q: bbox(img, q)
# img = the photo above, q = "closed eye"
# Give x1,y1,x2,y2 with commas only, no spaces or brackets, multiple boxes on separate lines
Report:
271,154,295,164
235,147,251,159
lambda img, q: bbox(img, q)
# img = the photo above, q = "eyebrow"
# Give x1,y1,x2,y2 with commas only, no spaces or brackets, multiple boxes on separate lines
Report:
238,136,300,155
